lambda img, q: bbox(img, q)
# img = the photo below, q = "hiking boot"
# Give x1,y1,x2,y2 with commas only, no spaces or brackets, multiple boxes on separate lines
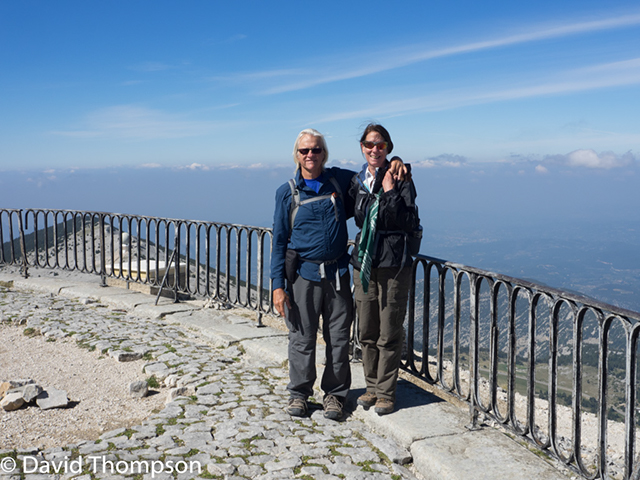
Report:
323,395,343,420
374,398,395,415
286,397,307,417
357,391,377,408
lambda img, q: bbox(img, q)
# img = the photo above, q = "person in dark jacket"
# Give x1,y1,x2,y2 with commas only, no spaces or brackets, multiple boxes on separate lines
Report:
271,128,408,421
271,128,355,421
350,123,420,415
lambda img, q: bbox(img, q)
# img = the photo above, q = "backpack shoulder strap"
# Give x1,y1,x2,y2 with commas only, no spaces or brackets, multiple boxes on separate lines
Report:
328,176,343,200
288,176,344,234
288,179,300,234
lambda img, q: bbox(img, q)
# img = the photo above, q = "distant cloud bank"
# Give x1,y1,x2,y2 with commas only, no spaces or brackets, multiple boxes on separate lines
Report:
544,149,637,169
413,154,467,168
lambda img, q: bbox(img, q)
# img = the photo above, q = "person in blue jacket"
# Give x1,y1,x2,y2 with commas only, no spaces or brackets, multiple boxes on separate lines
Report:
271,128,406,421
271,128,354,421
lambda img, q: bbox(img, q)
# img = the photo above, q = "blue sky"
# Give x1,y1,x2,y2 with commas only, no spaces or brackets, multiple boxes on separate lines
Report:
1,0,639,172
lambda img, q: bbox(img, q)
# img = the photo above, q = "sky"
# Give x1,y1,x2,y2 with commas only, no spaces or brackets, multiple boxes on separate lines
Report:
1,1,639,310
1,0,639,172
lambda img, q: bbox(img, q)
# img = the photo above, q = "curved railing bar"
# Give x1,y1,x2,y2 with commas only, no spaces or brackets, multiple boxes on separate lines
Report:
491,279,513,425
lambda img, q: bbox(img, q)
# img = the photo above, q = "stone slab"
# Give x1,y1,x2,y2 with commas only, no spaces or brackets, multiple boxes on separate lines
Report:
11,277,83,296
353,389,465,447
411,427,568,480
165,310,286,342
242,336,290,366
132,300,202,319
36,387,69,410
58,284,140,303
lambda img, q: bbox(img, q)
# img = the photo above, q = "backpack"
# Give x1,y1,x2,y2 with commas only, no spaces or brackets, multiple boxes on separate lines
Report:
287,176,343,233
284,176,345,287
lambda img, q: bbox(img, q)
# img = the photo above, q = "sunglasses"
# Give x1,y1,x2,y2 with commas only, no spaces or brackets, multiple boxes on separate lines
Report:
298,147,323,155
362,141,388,150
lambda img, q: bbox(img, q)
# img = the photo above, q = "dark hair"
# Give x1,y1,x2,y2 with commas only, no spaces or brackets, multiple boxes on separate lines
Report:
360,123,394,154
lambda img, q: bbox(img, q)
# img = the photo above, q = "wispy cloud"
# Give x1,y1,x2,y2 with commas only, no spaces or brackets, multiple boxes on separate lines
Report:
312,55,640,122
129,61,174,72
227,12,640,95
50,105,223,140
224,34,247,44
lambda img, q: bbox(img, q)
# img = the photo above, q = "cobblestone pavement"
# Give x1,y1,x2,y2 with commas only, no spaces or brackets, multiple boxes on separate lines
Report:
0,285,419,480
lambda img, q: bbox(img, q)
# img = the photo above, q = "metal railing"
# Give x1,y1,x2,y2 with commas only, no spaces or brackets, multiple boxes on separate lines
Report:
0,209,274,317
2,207,640,479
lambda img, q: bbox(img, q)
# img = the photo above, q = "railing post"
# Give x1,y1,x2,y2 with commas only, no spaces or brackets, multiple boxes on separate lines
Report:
17,209,28,278
173,235,180,303
99,213,107,287
467,403,481,430
467,272,481,430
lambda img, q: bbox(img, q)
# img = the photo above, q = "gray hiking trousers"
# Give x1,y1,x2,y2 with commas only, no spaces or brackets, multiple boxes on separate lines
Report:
285,272,353,401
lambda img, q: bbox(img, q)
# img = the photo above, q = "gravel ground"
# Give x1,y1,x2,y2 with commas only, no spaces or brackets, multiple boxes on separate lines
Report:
0,325,165,451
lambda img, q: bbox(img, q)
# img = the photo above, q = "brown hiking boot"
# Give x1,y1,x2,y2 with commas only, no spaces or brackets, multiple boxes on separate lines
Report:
357,391,377,408
285,397,307,417
323,394,343,420
374,398,395,415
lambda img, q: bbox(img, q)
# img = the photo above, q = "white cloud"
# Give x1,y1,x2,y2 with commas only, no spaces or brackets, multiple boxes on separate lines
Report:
329,159,360,168
180,163,211,171
564,149,636,169
414,154,467,168
511,150,637,170
413,160,437,168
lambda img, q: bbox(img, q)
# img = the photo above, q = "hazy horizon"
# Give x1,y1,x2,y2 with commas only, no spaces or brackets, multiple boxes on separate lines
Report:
1,163,638,313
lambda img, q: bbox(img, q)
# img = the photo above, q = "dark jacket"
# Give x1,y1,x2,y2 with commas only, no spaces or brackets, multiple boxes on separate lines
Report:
271,167,355,291
349,161,419,270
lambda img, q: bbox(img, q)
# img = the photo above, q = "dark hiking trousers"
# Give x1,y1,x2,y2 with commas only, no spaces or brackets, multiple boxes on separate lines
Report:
354,267,411,402
285,272,353,401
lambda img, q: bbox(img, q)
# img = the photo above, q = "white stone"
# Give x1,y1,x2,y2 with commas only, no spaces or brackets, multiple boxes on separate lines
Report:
1,392,25,411
36,387,69,410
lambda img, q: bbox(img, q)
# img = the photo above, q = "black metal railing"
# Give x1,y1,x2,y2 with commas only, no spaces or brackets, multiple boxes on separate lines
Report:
2,207,639,479
0,209,274,316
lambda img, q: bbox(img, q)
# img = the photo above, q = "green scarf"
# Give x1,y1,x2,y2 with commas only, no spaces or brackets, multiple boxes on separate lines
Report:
357,191,381,294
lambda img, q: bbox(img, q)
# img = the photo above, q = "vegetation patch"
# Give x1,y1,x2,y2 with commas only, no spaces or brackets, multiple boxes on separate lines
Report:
146,376,160,389
23,327,38,336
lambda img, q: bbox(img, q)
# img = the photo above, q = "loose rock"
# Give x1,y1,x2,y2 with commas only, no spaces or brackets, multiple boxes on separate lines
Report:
1,392,25,411
129,380,149,398
35,387,69,410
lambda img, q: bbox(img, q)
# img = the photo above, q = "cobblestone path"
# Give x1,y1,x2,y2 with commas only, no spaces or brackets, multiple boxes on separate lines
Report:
0,286,417,480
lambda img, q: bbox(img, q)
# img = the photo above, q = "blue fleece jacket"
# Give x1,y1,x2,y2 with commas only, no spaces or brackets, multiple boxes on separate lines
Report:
271,167,355,291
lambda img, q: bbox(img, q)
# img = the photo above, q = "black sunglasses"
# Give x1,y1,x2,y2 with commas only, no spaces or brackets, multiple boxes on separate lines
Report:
298,147,323,155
